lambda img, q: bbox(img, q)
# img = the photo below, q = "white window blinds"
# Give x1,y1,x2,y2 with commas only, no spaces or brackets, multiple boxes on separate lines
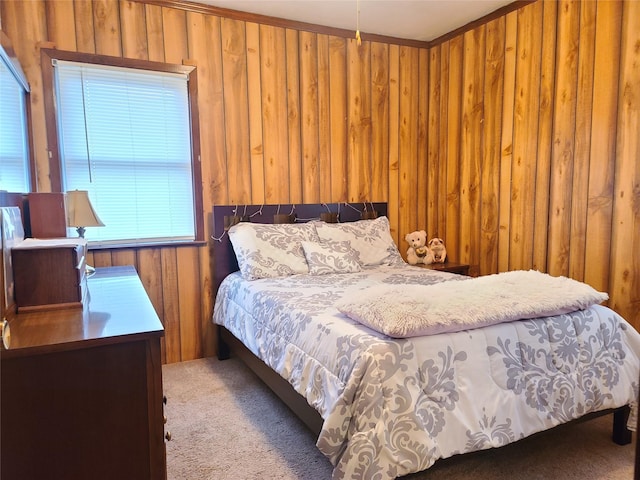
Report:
53,60,195,245
0,54,30,192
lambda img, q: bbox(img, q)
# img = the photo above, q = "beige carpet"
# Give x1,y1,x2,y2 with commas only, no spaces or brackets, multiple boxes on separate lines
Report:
163,357,636,480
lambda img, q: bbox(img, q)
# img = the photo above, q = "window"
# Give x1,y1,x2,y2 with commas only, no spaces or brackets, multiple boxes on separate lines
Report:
41,49,203,246
0,36,31,193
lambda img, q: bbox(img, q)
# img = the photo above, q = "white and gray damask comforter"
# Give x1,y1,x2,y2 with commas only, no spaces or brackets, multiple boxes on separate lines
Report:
213,265,640,479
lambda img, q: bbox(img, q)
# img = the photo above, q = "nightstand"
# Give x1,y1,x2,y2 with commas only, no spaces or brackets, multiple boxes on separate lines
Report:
414,261,470,276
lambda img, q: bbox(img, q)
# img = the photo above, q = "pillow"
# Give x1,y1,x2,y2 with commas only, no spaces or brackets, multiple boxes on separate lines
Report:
228,222,319,280
301,240,362,275
313,216,403,266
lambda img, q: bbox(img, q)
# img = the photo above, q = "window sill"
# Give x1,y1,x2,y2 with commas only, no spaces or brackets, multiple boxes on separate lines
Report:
87,240,208,250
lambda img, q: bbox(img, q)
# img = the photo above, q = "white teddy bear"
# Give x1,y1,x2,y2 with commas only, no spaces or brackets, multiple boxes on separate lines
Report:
405,230,434,265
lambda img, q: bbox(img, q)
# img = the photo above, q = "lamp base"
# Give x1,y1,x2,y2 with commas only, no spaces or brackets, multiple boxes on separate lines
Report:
76,226,86,238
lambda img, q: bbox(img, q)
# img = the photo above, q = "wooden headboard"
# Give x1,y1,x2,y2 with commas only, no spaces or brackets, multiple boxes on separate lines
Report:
212,202,388,291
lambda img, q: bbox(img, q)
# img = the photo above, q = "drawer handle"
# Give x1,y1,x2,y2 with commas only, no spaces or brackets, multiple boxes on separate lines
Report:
163,415,167,424
165,431,172,441
1,319,10,350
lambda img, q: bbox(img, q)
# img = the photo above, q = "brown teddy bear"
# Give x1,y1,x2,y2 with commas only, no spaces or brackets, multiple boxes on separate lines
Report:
405,230,434,265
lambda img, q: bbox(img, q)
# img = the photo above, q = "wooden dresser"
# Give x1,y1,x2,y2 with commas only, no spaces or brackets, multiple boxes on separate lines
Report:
1,266,167,480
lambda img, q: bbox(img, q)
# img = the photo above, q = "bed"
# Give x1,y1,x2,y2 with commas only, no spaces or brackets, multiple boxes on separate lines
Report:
211,203,639,479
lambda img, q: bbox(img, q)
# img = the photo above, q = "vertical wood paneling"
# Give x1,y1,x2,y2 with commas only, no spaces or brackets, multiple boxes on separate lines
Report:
347,40,372,203
161,6,187,63
459,26,485,270
497,12,517,273
445,36,463,261
285,29,303,204
144,3,164,62
428,0,637,323
187,11,214,209
480,18,505,275
199,247,216,358
584,0,622,294
74,0,96,53
422,47,434,236
397,46,419,238
531,0,556,272
111,249,137,266
187,11,219,359
246,22,265,204
329,36,348,202
317,34,332,202
300,31,320,203
4,0,640,361
205,16,228,205
416,47,427,232
93,0,122,56
548,0,580,277
176,248,201,361
120,0,148,60
610,0,640,324
137,248,165,360
261,25,289,203
46,0,77,51
160,248,180,364
221,18,251,204
387,44,401,245
568,0,596,281
428,46,446,238
509,1,542,271
92,251,112,268
436,42,450,241
370,42,389,202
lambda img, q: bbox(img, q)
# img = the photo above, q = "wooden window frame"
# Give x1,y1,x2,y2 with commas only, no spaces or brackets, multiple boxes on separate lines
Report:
40,48,204,245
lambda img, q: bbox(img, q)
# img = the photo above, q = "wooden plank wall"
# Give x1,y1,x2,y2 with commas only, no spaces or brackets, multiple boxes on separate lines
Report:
433,0,639,326
1,0,638,364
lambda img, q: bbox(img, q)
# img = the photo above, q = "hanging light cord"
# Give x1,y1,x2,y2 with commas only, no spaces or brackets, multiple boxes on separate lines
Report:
79,69,94,182
356,0,362,45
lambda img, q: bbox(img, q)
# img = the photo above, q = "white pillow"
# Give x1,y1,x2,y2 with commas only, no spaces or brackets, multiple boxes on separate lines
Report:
228,222,319,280
314,216,403,266
301,240,362,275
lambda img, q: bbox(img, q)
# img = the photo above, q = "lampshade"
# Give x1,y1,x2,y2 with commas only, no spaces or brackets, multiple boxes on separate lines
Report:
66,190,104,238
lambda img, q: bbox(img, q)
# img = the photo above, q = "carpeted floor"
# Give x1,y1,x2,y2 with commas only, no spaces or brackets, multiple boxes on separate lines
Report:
163,356,636,480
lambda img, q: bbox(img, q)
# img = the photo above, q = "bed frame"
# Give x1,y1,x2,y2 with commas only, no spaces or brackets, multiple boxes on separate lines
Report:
211,202,632,445
212,202,385,435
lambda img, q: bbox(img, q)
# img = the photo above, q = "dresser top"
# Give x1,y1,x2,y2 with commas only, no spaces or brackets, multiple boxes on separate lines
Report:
12,237,87,250
2,266,164,357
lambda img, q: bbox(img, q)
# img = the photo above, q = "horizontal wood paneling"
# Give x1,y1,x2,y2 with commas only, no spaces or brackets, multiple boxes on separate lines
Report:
2,0,638,365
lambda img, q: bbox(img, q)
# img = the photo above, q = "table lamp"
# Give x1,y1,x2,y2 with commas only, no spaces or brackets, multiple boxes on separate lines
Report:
66,190,104,238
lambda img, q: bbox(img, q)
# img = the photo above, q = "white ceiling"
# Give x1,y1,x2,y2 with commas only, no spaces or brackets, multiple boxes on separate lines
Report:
196,0,515,42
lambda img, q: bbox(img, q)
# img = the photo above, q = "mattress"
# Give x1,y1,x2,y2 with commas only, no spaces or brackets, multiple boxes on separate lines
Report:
213,264,640,479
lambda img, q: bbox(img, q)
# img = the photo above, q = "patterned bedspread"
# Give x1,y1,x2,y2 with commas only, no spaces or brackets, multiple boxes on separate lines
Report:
212,265,640,479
